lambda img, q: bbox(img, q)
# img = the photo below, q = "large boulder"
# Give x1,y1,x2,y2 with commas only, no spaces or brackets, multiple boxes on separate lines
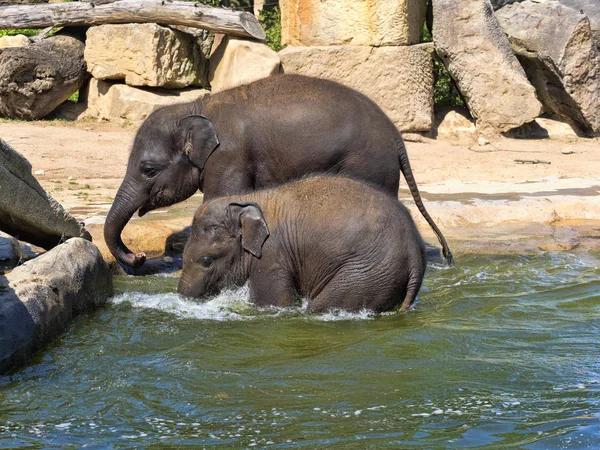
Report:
84,24,207,89
280,0,428,46
82,79,210,122
0,238,112,374
0,31,88,120
432,0,542,132
0,138,90,250
496,1,600,134
559,0,600,48
208,36,281,93
280,44,434,132
492,0,600,49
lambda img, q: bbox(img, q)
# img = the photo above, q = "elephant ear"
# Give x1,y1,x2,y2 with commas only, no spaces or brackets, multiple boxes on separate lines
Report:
177,114,220,170
228,202,270,258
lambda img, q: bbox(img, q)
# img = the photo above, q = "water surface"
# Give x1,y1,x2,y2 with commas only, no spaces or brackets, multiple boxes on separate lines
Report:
1,253,599,448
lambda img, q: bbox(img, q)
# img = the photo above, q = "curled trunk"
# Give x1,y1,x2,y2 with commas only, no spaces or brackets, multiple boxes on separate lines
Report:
103,183,147,268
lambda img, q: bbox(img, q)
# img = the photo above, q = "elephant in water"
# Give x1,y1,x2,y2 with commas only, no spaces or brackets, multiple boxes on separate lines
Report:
178,176,427,313
104,74,452,269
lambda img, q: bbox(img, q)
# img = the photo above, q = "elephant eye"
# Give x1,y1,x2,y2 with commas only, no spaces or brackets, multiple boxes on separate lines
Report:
142,166,161,178
199,256,215,268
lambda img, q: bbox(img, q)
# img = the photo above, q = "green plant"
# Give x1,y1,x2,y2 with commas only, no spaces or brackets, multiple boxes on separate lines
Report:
422,25,465,107
186,0,282,51
0,28,39,38
259,6,283,52
67,90,79,103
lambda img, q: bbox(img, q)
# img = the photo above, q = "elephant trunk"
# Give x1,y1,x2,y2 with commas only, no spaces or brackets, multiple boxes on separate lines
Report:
177,277,194,297
104,180,147,268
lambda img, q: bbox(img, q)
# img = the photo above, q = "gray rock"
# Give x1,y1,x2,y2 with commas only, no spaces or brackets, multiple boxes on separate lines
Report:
492,0,600,49
81,79,210,122
432,0,542,132
0,138,91,249
280,0,428,46
434,106,477,139
0,238,112,374
280,44,435,132
0,232,20,271
560,0,600,48
0,32,88,120
85,24,207,89
208,36,281,93
496,0,600,134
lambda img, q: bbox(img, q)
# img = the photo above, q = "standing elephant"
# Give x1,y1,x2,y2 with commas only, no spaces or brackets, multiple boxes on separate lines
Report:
178,176,427,313
104,74,452,269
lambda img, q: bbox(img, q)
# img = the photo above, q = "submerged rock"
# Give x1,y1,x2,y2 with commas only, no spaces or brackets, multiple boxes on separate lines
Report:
0,138,91,249
0,238,112,375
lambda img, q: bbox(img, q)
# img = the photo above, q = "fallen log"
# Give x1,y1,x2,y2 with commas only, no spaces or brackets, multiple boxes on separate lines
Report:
0,0,266,41
0,29,88,120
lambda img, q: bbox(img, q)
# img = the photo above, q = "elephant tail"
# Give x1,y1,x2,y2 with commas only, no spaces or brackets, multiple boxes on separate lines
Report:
396,137,454,266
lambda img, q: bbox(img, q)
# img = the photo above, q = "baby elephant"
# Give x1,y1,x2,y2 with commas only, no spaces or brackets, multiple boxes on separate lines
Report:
178,176,427,313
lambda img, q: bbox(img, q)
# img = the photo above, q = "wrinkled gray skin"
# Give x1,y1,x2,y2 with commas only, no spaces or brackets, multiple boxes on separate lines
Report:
105,74,452,269
178,176,427,313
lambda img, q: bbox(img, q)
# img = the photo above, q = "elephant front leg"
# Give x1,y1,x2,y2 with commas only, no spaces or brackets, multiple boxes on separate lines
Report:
249,265,298,308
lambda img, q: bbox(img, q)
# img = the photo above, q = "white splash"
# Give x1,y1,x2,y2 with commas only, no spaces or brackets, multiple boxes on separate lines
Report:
110,286,392,321
109,286,253,321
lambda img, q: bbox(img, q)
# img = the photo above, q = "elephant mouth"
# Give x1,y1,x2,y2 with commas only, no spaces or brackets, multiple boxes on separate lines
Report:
138,206,151,217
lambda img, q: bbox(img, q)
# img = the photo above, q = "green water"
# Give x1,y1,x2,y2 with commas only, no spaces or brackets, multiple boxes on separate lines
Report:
1,253,599,448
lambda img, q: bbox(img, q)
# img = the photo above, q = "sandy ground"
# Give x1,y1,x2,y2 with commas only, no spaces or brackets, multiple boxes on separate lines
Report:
2,119,600,265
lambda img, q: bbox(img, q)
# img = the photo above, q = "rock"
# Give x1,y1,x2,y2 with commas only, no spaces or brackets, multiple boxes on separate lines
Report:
432,0,542,133
0,138,91,250
280,0,428,46
84,24,207,89
0,34,30,48
402,133,425,143
0,31,88,120
0,232,20,271
81,79,210,122
505,116,581,139
0,238,112,375
0,231,43,272
492,0,600,46
280,44,434,132
560,0,600,48
208,36,281,93
478,136,491,146
434,106,477,138
496,1,600,134
46,100,87,121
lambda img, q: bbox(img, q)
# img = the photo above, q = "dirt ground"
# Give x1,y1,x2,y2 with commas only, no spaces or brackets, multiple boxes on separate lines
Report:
2,119,600,264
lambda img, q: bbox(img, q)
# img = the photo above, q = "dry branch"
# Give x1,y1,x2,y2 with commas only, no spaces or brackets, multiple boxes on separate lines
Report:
0,0,265,40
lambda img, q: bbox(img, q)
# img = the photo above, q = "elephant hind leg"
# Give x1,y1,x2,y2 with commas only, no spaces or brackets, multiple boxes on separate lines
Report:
306,272,404,314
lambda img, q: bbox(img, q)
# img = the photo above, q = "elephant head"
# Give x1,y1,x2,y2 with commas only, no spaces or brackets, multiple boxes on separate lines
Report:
104,103,220,268
178,201,269,298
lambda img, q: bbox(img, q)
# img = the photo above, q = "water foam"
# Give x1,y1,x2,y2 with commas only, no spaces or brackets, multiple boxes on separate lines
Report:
109,286,253,321
109,286,387,321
